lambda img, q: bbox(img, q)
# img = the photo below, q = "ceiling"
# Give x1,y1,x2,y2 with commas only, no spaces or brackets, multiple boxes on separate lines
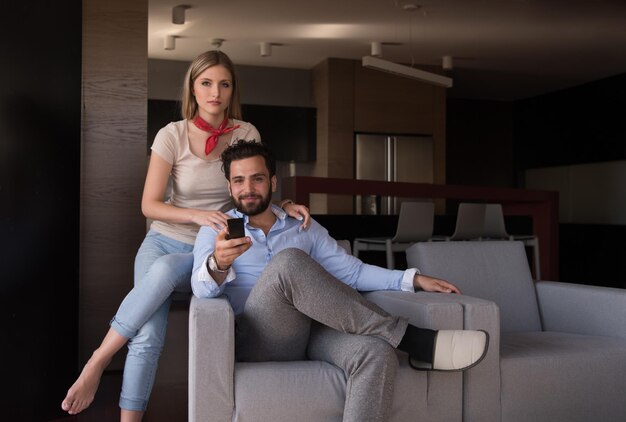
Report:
148,0,626,101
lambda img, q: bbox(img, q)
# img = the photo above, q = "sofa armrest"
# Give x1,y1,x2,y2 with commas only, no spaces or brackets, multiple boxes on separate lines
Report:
363,290,464,330
536,281,626,338
189,295,235,422
364,291,502,422
420,292,501,422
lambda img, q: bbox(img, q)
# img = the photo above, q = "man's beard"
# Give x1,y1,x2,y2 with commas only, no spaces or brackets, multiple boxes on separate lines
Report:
233,191,272,216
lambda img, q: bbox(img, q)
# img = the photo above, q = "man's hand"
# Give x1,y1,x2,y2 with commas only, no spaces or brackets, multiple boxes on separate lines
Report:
210,226,252,277
413,273,461,294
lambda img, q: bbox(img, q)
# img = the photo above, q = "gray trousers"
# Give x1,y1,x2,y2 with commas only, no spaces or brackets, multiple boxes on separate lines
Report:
235,248,409,422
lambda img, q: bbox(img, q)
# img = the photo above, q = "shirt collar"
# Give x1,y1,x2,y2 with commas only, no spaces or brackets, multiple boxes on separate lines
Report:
232,204,287,223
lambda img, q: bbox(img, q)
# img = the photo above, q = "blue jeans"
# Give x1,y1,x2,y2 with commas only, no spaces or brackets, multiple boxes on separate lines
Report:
110,230,194,411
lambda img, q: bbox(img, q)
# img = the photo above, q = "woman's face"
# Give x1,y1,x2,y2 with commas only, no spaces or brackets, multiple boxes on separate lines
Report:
192,64,233,121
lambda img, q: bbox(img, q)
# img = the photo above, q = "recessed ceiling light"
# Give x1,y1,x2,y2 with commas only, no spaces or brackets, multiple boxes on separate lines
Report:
403,4,422,12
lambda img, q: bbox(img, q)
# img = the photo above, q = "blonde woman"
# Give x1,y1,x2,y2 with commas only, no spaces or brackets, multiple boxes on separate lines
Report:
62,50,310,421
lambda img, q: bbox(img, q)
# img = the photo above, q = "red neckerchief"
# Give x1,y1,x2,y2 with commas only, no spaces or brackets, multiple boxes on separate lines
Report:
192,115,240,155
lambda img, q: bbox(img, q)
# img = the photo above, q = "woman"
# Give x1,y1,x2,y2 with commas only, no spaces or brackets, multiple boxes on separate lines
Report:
61,50,310,421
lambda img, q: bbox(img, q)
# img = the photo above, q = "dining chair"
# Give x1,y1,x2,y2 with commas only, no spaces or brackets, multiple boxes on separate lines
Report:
352,201,437,269
450,203,541,280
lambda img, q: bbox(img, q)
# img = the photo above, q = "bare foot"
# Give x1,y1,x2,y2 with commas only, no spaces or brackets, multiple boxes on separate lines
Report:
61,358,106,415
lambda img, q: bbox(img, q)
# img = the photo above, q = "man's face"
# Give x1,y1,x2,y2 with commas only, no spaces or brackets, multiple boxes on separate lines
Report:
228,155,276,216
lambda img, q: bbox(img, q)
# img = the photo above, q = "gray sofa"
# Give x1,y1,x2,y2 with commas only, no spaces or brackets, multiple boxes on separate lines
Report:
188,290,490,422
189,240,493,421
407,240,626,422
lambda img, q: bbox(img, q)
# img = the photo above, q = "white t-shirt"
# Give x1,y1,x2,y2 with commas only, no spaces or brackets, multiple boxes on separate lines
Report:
150,119,261,244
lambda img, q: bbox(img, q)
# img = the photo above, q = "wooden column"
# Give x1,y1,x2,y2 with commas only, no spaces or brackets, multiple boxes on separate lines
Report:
81,0,148,368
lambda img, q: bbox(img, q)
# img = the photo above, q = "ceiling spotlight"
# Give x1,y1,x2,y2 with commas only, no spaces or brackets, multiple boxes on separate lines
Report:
370,41,382,57
260,42,272,57
172,5,190,25
442,55,453,71
403,3,422,12
164,35,176,50
210,38,224,49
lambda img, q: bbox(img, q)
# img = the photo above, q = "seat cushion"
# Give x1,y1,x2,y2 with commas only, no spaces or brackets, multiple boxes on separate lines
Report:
233,352,461,422
500,331,626,422
234,361,345,422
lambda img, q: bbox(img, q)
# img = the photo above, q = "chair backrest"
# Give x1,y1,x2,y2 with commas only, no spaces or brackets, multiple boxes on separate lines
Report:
450,202,511,240
482,203,511,239
336,239,351,254
406,240,542,332
391,201,435,243
449,203,486,240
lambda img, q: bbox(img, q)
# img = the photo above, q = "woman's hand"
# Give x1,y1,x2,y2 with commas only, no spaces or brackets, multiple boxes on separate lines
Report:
282,201,311,230
191,210,231,231
413,274,461,294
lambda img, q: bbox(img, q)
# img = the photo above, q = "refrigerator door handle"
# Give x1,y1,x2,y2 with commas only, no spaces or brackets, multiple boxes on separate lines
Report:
384,136,395,215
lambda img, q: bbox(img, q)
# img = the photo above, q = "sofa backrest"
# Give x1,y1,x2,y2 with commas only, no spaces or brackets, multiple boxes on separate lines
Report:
406,240,542,332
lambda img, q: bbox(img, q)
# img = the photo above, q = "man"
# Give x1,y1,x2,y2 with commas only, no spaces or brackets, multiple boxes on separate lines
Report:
191,140,488,422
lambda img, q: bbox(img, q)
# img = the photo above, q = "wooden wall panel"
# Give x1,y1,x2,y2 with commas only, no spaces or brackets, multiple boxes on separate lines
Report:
81,0,148,368
354,66,437,134
432,83,447,187
326,59,356,214
311,59,329,214
312,58,356,214
354,65,447,186
312,58,447,213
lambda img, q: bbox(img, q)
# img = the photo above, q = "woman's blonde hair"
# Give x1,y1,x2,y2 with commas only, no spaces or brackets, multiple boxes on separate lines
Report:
180,50,241,120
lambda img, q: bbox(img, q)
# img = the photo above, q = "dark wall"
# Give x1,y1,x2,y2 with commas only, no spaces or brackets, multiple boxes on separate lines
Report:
147,100,317,162
447,73,626,185
447,73,626,288
446,98,515,187
513,72,626,288
148,99,181,154
513,73,626,173
1,1,82,420
242,104,317,162
560,224,626,289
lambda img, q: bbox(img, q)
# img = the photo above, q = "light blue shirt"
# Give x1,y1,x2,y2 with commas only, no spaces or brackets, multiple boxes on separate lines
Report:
192,205,418,315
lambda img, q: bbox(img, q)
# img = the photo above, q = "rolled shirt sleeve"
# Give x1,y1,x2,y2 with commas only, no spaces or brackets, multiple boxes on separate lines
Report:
191,225,236,298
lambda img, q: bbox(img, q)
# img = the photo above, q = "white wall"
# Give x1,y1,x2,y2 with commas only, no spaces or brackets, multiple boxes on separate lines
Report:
526,160,626,225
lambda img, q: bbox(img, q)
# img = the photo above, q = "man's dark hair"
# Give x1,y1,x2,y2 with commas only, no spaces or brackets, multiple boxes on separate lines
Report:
221,140,276,180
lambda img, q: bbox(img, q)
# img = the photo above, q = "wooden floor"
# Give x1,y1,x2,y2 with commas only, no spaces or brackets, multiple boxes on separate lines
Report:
49,372,187,422
50,305,189,422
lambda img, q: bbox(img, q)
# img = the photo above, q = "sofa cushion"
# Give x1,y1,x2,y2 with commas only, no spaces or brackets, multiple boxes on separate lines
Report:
500,331,626,422
234,361,345,422
233,352,462,422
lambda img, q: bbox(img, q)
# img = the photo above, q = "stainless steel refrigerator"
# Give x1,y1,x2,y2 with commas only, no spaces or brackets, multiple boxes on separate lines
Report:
355,133,434,215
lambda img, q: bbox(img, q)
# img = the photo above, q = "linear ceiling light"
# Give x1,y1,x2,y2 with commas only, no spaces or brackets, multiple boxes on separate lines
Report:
362,56,453,88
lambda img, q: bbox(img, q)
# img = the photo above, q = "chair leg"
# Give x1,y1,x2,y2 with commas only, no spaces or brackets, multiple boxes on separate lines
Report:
385,239,394,269
353,241,360,258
